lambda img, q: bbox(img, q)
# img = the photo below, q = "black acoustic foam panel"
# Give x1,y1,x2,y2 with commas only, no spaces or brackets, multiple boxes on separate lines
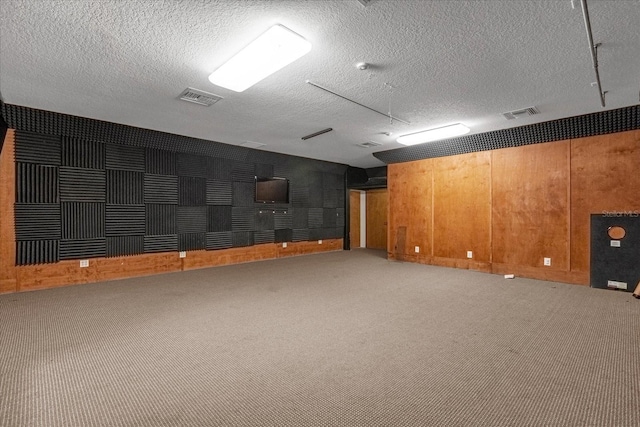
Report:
206,232,233,250
291,185,309,206
255,163,274,178
146,148,176,175
106,205,145,236
308,208,324,229
15,204,61,240
177,153,209,178
61,137,104,169
232,182,254,207
16,163,58,204
179,176,206,206
177,206,207,234
144,174,178,204
14,131,61,165
59,239,106,260
254,230,275,244
107,170,144,204
107,236,144,257
292,208,309,229
105,143,145,171
254,209,275,231
292,229,309,242
275,229,292,243
179,233,206,251
231,161,255,182
61,202,105,239
206,179,232,205
208,158,232,180
144,235,178,253
323,208,337,228
336,208,345,227
146,204,177,235
17,240,59,265
207,205,232,232
59,167,105,202
274,210,292,230
232,207,255,232
233,231,254,247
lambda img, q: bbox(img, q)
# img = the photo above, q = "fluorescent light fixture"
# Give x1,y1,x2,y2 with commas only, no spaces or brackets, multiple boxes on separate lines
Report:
396,123,470,146
208,24,311,92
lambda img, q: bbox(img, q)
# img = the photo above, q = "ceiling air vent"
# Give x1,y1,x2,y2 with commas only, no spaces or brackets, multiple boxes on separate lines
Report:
356,0,374,6
178,87,223,107
502,106,540,120
357,141,382,148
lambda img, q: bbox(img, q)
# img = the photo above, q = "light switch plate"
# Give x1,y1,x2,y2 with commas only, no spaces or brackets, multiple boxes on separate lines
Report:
467,251,473,259
179,251,186,258
79,259,89,268
283,242,287,248
318,240,322,244
543,257,551,266
414,246,420,253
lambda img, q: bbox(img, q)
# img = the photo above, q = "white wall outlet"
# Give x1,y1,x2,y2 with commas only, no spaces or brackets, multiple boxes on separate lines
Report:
282,242,287,248
79,259,89,268
543,257,551,266
318,240,322,244
179,251,186,258
610,240,621,247
467,251,473,259
414,246,420,253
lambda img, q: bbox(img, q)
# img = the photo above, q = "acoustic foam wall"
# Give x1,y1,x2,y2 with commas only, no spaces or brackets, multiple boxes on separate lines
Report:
12,127,346,265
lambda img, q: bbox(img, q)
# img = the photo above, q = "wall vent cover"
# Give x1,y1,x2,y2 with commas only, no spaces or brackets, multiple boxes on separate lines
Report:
357,141,382,148
503,106,540,120
178,87,223,107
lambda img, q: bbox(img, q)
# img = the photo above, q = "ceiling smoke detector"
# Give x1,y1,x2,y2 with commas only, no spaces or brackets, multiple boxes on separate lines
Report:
502,106,540,120
178,87,223,107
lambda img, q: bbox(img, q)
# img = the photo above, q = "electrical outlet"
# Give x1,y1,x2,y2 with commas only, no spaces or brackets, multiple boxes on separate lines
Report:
282,242,287,248
179,251,186,258
610,240,621,247
467,251,473,259
543,257,551,266
414,246,420,253
318,240,322,244
79,259,89,268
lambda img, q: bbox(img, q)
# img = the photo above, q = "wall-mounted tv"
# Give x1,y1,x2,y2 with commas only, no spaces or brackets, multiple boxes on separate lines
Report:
255,176,289,204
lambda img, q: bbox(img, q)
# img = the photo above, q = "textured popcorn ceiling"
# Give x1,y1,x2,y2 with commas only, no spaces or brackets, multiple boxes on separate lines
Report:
1,0,639,168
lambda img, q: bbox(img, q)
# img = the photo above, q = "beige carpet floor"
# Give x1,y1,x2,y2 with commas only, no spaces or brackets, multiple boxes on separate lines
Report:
1,249,639,426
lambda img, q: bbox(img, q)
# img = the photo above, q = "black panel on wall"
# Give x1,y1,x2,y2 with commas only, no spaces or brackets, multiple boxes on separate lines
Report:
323,208,337,228
179,233,206,251
17,240,59,265
105,143,145,171
59,167,105,202
14,131,61,165
292,208,309,229
233,231,254,247
292,229,309,242
107,236,144,257
322,173,339,208
308,208,324,229
15,204,61,240
106,205,145,236
206,231,232,250
207,205,232,232
144,235,178,253
254,230,275,244
177,153,209,178
177,206,207,234
146,204,176,235
291,185,309,207
275,228,292,243
231,161,255,182
255,163,274,178
274,210,292,230
232,207,255,232
179,176,206,206
336,208,345,227
208,158,232,180
144,174,178,204
254,209,274,231
107,170,144,204
207,179,232,205
61,202,105,239
233,182,254,207
59,238,106,260
308,172,323,208
146,148,176,175
16,163,58,204
61,137,104,169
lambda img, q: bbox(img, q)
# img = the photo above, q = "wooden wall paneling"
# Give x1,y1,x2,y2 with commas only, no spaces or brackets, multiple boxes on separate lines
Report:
349,191,360,248
387,160,433,261
570,130,640,275
432,151,491,268
491,141,570,270
366,189,388,250
0,130,17,293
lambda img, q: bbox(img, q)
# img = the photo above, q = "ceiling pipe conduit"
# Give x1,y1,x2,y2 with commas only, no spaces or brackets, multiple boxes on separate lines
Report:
580,0,606,108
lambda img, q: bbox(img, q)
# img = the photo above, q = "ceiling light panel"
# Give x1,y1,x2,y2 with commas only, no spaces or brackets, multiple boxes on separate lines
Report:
397,123,470,146
208,25,312,92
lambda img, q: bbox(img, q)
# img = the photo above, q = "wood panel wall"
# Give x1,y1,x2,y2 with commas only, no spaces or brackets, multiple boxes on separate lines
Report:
388,129,640,285
0,130,343,294
349,190,361,248
365,189,388,250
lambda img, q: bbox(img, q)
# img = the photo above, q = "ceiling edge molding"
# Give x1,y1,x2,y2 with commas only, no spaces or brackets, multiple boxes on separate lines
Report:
373,105,640,164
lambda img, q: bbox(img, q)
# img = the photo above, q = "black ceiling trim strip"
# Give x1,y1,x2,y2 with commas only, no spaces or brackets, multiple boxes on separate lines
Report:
373,104,640,164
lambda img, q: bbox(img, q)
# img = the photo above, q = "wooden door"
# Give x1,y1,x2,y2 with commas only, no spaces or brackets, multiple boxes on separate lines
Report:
349,190,361,248
366,189,388,250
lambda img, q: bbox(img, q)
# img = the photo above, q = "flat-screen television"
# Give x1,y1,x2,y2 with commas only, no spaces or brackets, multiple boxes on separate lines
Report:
255,176,289,204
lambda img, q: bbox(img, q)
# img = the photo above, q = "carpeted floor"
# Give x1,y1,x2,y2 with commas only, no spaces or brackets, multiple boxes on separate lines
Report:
1,249,638,426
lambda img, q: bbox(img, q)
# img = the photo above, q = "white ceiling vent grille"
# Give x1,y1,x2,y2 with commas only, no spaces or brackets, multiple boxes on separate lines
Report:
178,87,223,107
357,141,382,148
502,106,540,120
